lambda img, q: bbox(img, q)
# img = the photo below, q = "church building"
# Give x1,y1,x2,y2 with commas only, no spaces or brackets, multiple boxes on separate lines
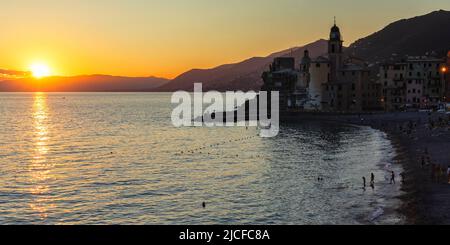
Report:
262,21,383,112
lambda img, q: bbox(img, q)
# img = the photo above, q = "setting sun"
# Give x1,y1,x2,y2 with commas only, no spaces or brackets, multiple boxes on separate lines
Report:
30,63,51,79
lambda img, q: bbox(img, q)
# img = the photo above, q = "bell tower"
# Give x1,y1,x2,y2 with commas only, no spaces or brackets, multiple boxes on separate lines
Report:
328,17,343,82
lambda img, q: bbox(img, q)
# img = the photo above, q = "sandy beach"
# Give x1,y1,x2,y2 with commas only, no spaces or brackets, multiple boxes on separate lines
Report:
284,111,450,224
353,112,450,224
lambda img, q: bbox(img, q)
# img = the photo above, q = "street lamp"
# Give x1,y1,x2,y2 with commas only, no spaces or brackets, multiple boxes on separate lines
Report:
441,66,448,103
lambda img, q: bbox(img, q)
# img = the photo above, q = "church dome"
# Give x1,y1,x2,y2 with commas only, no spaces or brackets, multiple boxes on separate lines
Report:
331,24,340,33
330,24,341,41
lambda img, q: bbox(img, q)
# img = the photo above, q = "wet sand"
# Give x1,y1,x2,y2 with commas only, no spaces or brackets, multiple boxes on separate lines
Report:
285,111,450,224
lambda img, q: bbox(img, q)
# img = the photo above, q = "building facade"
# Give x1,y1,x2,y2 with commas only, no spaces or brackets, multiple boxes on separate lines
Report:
261,57,308,111
380,56,448,111
262,22,382,112
446,51,450,103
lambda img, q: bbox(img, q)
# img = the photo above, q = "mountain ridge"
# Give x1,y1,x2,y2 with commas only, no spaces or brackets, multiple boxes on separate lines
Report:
1,10,449,92
156,39,329,92
0,74,170,92
346,10,450,62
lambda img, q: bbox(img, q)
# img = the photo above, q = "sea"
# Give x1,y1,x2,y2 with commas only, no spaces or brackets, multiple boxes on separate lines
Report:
0,92,405,224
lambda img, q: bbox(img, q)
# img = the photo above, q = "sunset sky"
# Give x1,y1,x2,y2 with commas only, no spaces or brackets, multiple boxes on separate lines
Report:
1,0,449,79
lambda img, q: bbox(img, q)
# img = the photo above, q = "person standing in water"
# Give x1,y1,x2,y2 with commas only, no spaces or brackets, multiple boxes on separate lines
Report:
362,177,366,189
390,171,396,184
369,173,375,190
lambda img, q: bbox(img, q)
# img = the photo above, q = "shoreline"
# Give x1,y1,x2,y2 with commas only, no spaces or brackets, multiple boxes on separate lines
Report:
282,111,450,224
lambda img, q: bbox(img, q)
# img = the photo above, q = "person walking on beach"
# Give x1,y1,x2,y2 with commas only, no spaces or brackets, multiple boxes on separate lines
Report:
390,171,396,185
438,166,444,183
447,166,450,184
431,163,437,182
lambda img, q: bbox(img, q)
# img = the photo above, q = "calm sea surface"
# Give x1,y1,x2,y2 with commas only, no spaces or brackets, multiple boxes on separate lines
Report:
0,93,404,224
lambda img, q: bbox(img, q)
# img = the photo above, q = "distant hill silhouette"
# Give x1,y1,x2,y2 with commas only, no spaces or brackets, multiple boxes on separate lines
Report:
156,39,328,92
346,10,450,62
2,10,448,92
0,75,169,92
159,10,450,91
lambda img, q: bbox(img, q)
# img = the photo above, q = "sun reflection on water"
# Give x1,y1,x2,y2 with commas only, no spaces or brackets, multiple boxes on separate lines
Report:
29,92,55,219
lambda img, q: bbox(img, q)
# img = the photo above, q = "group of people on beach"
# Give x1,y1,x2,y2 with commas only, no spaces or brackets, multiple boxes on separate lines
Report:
362,112,450,188
421,147,450,184
432,164,450,184
362,171,400,190
387,114,450,185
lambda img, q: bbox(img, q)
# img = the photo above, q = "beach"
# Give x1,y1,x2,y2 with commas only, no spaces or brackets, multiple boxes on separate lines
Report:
355,112,450,224
286,111,450,224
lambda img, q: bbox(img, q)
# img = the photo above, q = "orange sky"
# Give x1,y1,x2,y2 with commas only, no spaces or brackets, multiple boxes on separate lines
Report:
1,0,449,79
